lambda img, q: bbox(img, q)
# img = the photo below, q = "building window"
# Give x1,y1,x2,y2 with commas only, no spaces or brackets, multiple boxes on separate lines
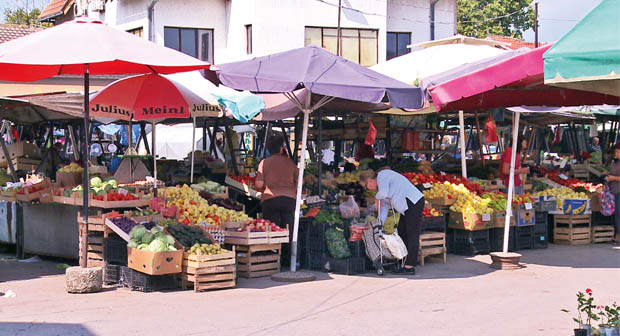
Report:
246,25,252,54
304,27,378,66
386,32,411,60
127,27,144,38
164,27,214,64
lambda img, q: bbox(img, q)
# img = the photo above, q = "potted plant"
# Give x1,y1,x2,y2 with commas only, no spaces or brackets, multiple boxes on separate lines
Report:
563,289,599,336
598,303,620,336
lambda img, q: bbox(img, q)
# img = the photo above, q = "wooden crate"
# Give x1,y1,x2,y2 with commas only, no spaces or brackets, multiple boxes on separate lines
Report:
571,163,590,179
15,179,52,202
224,225,289,245
418,232,446,267
428,195,456,207
592,225,615,243
179,249,236,292
78,210,120,233
553,214,591,245
78,225,108,267
235,243,281,278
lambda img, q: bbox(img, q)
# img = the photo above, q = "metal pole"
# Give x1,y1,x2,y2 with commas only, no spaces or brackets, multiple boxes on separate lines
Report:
152,121,157,197
534,2,539,48
290,93,312,272
458,110,467,178
81,66,90,268
317,110,323,196
503,112,520,253
474,111,485,167
191,116,196,183
336,0,342,56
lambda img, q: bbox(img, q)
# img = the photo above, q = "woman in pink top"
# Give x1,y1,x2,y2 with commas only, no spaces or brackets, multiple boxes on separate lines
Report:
255,136,298,229
500,136,529,195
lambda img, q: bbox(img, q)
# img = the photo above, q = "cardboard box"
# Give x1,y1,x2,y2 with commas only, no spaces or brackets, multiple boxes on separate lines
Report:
0,142,40,167
448,210,493,231
56,171,82,187
127,247,183,275
515,209,535,226
493,211,515,228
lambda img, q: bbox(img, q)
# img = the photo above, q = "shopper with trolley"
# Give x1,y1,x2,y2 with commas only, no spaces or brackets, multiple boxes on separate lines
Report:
362,168,425,274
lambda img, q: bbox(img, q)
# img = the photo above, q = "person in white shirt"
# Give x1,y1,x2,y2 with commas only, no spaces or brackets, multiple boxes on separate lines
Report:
361,168,424,274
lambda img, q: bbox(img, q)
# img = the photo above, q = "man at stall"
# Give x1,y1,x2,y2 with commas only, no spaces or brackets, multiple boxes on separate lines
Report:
591,136,602,152
604,143,620,245
500,136,530,195
361,168,424,274
255,136,298,230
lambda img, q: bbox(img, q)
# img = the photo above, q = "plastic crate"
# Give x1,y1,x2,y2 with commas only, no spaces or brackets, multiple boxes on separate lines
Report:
534,211,548,234
515,225,534,250
489,227,516,252
535,200,556,212
104,263,121,285
303,251,329,272
592,211,614,226
328,257,366,275
421,216,446,233
533,232,548,249
119,266,177,292
104,237,128,266
452,229,490,256
348,240,365,258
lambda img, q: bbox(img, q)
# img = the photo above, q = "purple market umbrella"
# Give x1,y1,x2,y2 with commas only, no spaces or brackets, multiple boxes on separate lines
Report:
216,45,423,272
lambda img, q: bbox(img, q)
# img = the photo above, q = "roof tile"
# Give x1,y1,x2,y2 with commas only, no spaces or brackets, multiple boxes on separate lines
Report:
0,24,46,44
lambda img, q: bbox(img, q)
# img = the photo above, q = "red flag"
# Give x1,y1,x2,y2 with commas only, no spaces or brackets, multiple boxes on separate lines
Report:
365,120,377,146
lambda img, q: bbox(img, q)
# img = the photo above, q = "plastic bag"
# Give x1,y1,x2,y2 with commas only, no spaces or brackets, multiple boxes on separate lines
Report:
484,115,499,143
325,226,351,259
339,196,360,218
600,185,615,216
382,231,408,260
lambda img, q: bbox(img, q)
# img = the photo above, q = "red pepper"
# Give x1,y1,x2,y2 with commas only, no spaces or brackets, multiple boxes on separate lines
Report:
189,200,196,205
182,218,190,225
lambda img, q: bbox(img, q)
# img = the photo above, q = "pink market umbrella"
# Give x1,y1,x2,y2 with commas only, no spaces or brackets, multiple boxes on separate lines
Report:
0,18,210,267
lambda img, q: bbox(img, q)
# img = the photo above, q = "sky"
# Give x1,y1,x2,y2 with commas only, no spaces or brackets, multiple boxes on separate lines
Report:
523,0,603,42
0,0,605,43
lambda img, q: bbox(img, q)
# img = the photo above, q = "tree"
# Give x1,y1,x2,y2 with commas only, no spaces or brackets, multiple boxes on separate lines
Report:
457,0,536,39
4,7,41,25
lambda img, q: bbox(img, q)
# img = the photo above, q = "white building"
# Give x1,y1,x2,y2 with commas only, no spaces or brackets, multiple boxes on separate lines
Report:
58,0,457,66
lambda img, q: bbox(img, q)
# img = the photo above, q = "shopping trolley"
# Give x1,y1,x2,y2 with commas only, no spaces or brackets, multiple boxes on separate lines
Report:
362,202,407,276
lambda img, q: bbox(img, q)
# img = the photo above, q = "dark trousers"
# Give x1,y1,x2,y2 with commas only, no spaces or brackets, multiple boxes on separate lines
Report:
398,198,424,267
261,196,296,230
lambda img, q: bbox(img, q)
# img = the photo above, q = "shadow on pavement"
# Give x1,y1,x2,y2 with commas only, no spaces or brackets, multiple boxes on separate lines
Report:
0,322,96,336
0,254,77,282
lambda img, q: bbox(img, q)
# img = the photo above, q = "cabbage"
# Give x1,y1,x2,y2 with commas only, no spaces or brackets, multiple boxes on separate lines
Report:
129,225,147,241
90,177,103,188
165,234,175,245
141,232,154,244
148,239,167,252
167,245,177,251
150,227,161,235
128,241,138,248
137,243,149,250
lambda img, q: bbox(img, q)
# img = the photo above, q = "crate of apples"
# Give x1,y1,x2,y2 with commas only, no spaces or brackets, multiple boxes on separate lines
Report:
423,207,442,217
241,219,286,232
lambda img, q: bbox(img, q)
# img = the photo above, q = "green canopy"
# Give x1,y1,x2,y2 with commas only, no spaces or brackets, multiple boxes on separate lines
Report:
543,0,620,96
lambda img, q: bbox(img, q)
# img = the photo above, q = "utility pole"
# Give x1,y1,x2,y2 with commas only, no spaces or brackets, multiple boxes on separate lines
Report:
534,2,539,48
336,0,342,56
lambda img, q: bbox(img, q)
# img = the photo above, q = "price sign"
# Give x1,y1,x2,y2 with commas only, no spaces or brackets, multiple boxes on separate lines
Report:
524,203,533,210
542,160,551,164
560,159,568,169
440,171,446,176
482,213,491,221
249,172,256,177
116,188,129,195
559,174,569,180
423,183,432,189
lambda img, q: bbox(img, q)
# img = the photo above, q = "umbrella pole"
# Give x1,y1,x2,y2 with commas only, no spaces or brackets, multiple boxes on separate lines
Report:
290,94,312,272
152,121,157,197
81,67,90,268
503,112,520,253
458,110,467,178
191,116,196,184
